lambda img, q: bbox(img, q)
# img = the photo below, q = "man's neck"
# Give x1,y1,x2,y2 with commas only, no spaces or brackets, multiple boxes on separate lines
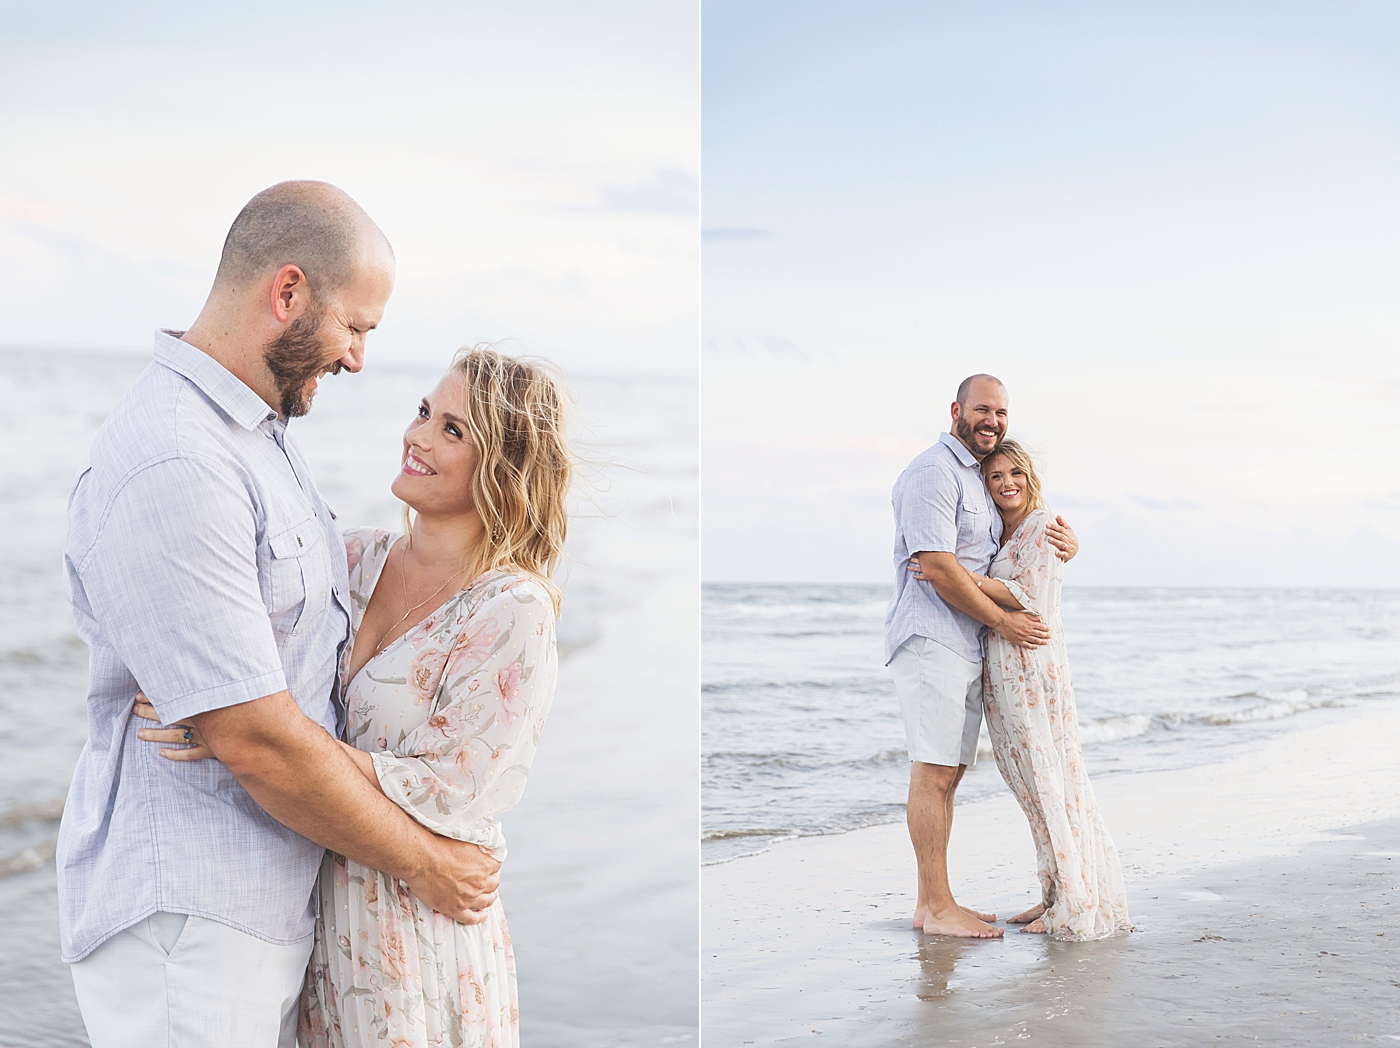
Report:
181,311,280,414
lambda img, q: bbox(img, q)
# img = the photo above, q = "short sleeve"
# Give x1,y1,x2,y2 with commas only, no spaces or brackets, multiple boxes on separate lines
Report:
898,463,959,555
370,579,557,858
76,457,286,724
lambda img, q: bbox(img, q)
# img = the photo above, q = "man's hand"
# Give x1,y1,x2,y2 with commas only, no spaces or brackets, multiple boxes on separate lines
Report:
1046,515,1078,562
993,610,1050,648
406,836,502,925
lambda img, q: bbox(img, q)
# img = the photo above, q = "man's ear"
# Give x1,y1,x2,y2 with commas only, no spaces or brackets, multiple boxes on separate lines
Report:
950,400,961,425
269,264,309,323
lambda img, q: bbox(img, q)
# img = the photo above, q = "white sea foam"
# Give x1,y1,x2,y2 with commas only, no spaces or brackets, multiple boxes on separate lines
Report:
1079,713,1154,745
1197,689,1320,725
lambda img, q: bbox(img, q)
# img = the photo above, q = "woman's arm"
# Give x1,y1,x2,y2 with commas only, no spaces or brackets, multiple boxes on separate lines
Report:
371,581,557,846
971,574,1024,611
135,695,382,791
337,740,382,789
901,565,1024,612
906,560,1024,610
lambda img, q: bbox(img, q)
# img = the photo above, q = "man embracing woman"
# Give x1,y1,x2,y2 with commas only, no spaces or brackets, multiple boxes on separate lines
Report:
885,373,1133,942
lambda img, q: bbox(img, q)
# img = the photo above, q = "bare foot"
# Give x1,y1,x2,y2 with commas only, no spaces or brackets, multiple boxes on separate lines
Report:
1021,916,1047,934
921,906,1004,938
915,903,998,926
1005,902,1045,925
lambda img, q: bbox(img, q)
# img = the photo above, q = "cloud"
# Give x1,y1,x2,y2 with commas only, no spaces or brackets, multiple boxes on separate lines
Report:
600,166,697,215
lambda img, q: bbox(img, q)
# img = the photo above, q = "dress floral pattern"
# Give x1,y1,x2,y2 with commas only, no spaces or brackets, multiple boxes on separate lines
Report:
982,509,1132,942
300,528,557,1047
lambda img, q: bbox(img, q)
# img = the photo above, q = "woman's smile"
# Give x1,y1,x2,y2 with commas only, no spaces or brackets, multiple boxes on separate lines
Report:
402,450,437,477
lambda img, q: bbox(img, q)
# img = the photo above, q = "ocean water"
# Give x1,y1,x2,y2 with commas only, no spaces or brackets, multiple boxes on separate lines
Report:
0,348,698,1047
702,582,1400,865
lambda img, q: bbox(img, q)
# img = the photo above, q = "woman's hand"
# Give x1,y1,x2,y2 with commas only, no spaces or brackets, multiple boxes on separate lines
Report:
133,692,216,761
1046,515,1078,562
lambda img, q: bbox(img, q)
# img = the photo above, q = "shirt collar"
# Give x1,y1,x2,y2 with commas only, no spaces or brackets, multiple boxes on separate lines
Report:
939,431,980,468
152,330,279,432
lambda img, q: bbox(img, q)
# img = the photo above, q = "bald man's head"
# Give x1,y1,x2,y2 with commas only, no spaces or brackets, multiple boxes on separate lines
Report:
212,180,393,300
951,372,1009,459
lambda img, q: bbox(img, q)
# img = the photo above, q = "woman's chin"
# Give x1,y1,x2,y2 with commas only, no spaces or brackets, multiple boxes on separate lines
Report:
390,474,421,507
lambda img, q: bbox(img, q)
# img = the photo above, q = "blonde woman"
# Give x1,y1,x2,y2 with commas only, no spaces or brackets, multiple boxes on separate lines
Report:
136,347,571,1046
964,441,1130,941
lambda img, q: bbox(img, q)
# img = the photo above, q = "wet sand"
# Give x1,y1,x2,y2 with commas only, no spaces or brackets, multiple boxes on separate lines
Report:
703,702,1400,1046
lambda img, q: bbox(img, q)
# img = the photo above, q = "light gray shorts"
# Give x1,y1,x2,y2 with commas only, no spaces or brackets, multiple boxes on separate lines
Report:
889,635,983,767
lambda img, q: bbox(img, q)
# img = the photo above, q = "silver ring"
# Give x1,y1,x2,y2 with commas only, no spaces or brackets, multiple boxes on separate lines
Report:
183,728,193,744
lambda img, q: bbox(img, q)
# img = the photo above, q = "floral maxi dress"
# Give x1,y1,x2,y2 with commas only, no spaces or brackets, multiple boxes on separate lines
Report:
982,509,1132,942
300,528,558,1047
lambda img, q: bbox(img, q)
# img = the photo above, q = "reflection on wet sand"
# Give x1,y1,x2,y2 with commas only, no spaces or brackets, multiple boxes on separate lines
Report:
914,933,978,999
889,826,1399,1047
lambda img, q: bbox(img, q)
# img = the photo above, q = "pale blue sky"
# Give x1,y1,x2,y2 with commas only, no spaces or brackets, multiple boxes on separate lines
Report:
0,0,697,373
703,0,1400,585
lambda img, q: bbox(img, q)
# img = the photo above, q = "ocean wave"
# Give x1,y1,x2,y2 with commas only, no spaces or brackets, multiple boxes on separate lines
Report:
0,839,56,879
1078,714,1154,745
702,676,888,696
1195,689,1334,726
0,797,64,829
701,827,796,842
704,601,888,620
703,750,814,770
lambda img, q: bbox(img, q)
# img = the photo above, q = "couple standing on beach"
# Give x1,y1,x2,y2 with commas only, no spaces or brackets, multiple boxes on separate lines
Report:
885,373,1133,941
56,182,569,1046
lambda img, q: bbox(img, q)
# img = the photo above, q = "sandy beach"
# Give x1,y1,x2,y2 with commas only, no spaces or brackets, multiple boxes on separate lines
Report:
703,699,1400,1046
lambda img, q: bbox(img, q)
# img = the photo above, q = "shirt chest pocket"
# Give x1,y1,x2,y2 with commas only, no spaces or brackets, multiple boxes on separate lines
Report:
958,493,986,544
266,517,332,635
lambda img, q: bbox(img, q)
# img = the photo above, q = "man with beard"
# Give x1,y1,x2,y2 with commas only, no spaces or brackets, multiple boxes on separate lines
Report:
884,373,1078,938
58,182,500,1046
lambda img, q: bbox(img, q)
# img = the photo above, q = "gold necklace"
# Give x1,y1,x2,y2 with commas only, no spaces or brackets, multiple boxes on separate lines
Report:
370,543,466,659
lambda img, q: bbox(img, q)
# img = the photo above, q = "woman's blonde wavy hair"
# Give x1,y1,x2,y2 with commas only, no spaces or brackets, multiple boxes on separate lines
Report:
982,439,1044,512
405,344,573,614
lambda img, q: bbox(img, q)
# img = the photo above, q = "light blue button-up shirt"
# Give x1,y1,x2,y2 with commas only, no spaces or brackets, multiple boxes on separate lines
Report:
883,432,1003,664
57,330,351,963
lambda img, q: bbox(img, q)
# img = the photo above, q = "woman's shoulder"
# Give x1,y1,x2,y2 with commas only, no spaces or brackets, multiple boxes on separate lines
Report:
342,525,399,548
1011,509,1054,549
342,527,401,579
462,569,555,616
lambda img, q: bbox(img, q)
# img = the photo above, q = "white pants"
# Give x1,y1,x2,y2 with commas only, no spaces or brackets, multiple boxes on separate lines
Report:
890,635,983,767
70,912,312,1048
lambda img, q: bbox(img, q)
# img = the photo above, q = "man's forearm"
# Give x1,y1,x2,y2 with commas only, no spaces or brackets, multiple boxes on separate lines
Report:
193,696,428,882
916,552,1007,629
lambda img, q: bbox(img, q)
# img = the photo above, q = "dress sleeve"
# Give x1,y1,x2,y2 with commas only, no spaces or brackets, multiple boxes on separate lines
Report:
370,578,557,855
1000,511,1059,618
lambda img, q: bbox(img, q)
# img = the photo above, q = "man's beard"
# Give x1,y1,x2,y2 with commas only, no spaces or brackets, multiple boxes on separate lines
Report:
263,303,339,419
956,415,1004,451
